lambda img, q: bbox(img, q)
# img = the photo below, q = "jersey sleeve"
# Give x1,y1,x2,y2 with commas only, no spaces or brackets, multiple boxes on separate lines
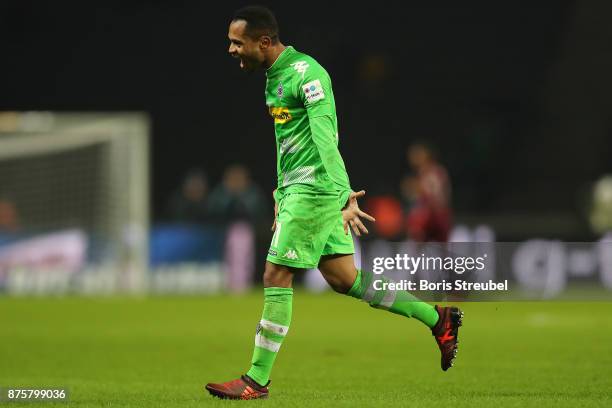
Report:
309,115,352,208
294,63,352,208
295,65,334,117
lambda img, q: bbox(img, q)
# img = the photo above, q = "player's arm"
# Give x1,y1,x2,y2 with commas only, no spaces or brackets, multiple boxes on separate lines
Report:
310,115,353,208
298,70,352,209
298,69,374,235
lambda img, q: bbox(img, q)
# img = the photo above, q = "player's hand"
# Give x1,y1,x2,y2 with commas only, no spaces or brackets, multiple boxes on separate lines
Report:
342,190,375,236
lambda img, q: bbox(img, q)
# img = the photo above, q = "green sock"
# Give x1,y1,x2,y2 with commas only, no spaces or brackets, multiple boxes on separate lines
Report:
347,269,439,328
246,287,292,386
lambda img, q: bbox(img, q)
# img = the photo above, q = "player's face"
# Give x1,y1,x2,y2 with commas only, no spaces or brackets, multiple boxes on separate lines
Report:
228,20,265,72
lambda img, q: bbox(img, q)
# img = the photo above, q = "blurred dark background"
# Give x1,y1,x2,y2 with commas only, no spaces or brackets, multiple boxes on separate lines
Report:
2,1,611,239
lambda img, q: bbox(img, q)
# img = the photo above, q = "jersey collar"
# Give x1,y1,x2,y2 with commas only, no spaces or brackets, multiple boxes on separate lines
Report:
266,46,294,76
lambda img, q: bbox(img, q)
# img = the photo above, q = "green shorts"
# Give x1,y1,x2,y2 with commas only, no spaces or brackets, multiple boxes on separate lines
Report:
267,192,355,269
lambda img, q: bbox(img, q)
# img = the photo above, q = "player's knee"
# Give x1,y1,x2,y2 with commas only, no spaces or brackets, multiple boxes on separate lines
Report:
319,265,356,294
263,263,293,288
328,279,352,294
322,272,354,294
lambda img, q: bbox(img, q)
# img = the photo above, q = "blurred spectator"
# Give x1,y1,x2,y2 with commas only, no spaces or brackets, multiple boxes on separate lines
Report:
365,195,404,239
404,143,452,242
400,175,420,214
0,196,19,233
167,169,210,224
208,164,267,223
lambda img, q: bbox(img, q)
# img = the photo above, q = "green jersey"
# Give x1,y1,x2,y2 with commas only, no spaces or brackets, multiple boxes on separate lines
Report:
265,46,351,209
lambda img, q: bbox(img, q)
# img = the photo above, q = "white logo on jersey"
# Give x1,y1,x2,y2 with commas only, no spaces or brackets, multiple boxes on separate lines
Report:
283,249,299,260
302,79,325,103
290,61,309,79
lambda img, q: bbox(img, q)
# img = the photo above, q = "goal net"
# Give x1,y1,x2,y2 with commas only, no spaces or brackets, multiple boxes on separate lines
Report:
0,112,149,294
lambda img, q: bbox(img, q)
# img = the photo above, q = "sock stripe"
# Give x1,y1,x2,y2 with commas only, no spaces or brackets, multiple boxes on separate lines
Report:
362,277,376,302
260,319,289,336
255,333,281,352
378,289,396,310
259,329,285,343
347,270,438,328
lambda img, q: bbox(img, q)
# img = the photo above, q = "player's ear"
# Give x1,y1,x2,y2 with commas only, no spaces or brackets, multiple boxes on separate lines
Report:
259,36,272,50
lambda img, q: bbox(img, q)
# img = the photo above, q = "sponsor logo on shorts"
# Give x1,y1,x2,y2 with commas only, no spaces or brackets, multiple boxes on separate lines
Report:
268,249,278,257
269,107,292,124
283,249,299,260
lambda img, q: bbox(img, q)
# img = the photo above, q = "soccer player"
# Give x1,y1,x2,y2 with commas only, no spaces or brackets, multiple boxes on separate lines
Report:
405,143,453,242
206,6,463,400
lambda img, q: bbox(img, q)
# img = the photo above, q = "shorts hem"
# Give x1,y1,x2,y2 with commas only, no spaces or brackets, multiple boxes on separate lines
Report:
321,249,355,257
266,255,317,269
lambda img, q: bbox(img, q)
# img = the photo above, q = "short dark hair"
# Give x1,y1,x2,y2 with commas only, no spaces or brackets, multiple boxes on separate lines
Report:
232,5,279,43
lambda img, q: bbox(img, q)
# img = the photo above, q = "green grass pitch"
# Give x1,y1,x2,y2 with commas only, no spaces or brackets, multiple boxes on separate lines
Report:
1,292,611,407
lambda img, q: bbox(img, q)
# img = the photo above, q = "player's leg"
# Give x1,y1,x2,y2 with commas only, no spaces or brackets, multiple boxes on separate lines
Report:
319,219,464,371
246,261,294,386
245,193,325,386
205,261,295,399
317,254,439,327
207,192,322,399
